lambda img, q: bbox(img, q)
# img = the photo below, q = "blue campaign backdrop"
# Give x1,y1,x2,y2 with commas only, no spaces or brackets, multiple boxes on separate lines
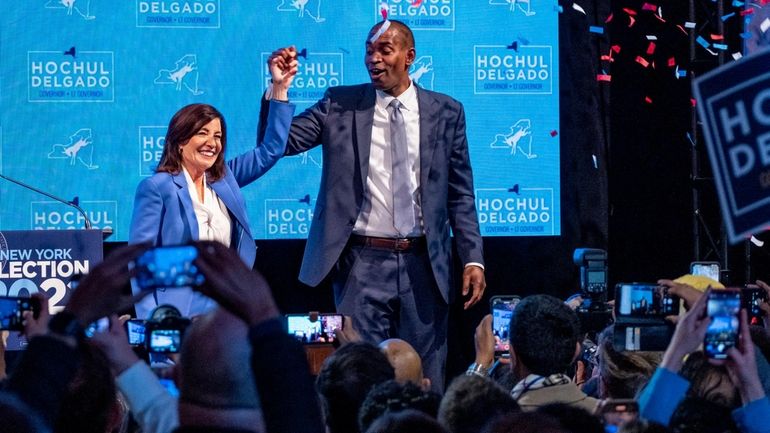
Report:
0,0,560,241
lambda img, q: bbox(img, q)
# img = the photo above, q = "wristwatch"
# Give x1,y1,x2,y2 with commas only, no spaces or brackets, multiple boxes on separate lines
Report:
466,362,490,377
48,311,84,341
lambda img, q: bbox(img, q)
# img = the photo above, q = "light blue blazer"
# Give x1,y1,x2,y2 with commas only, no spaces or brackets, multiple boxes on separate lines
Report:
129,101,295,318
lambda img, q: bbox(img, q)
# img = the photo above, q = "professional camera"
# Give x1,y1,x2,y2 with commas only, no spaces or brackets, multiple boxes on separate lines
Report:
573,248,613,334
144,304,191,354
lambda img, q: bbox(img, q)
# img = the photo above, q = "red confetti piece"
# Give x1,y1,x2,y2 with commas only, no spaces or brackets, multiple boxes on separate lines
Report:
597,74,612,82
611,45,621,53
642,3,658,11
600,55,614,62
623,7,637,15
690,98,696,107
646,42,656,55
740,8,754,16
636,56,650,67
711,34,724,40
550,130,559,137
605,13,614,23
667,57,676,67
653,13,666,23
628,16,636,27
676,25,687,35
645,96,653,104
380,4,388,20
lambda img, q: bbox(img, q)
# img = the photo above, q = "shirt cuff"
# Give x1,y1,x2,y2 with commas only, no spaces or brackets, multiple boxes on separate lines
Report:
116,360,171,413
465,262,485,271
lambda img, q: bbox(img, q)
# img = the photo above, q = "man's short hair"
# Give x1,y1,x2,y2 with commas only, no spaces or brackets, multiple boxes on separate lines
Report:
509,295,580,376
438,375,519,433
358,380,440,433
179,308,260,409
316,342,395,433
370,19,414,49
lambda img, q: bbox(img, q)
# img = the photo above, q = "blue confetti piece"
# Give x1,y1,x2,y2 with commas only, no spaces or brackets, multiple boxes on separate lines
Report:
589,26,604,34
740,31,753,39
677,69,688,77
686,132,695,146
557,5,564,13
696,36,710,48
722,12,735,21
732,0,744,6
713,43,728,50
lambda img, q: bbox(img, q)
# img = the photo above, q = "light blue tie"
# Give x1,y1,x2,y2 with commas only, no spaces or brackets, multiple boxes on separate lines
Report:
389,99,414,236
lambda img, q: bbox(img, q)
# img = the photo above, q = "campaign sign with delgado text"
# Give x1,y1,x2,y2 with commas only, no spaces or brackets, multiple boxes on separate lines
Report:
693,49,770,244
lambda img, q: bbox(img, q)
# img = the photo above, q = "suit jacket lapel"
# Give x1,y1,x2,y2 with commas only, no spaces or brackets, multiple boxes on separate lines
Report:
417,86,439,190
210,176,250,237
354,85,376,189
172,172,199,240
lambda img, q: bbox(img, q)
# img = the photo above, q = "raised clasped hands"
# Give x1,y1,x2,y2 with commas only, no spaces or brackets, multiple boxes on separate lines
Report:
267,46,299,99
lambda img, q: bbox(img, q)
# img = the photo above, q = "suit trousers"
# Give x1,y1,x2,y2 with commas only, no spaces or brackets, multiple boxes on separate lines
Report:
332,241,448,393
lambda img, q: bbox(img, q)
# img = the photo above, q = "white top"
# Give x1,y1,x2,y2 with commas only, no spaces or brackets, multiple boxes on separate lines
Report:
116,361,179,433
354,81,423,238
182,166,232,247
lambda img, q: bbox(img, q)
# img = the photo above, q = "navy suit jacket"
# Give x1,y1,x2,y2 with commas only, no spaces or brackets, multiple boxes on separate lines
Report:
262,84,483,302
129,101,295,317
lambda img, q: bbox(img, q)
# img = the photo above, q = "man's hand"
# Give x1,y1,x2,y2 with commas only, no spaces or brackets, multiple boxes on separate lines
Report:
333,315,362,346
474,314,495,369
65,243,151,327
21,293,50,339
462,265,486,310
658,279,701,310
90,315,141,376
661,288,711,373
722,310,766,405
267,46,298,100
194,241,280,327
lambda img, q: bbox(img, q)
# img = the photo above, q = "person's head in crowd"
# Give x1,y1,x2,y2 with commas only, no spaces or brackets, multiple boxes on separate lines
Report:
537,403,604,433
177,307,264,432
508,294,581,379
618,419,671,433
437,375,519,433
482,411,571,433
678,351,739,408
55,342,125,433
364,409,447,433
156,103,228,181
668,397,738,433
597,325,662,399
379,338,430,390
358,379,441,433
0,393,49,433
316,342,395,433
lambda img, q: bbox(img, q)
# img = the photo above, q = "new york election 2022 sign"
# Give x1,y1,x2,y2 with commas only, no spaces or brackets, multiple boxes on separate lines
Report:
693,49,770,243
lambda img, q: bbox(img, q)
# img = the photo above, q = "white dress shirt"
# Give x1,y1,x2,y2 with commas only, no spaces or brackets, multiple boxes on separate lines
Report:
182,167,232,247
353,81,423,238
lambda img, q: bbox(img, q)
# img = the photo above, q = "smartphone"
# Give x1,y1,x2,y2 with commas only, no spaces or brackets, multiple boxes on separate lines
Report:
126,319,147,347
704,289,741,359
0,296,41,331
84,316,110,338
490,296,520,356
285,313,344,344
742,285,768,324
148,328,183,353
131,245,205,291
691,261,720,283
615,283,678,317
600,399,639,428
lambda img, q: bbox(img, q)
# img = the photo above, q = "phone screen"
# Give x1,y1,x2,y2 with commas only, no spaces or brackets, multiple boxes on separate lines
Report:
601,399,639,428
704,290,740,359
743,286,767,323
0,297,38,331
491,297,520,354
691,262,720,282
126,319,147,346
616,284,677,317
84,316,110,338
286,314,343,344
131,245,204,291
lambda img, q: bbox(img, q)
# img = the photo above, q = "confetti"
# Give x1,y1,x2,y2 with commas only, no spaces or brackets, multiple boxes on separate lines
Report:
751,236,764,247
676,25,688,35
642,3,658,11
690,98,696,107
732,0,745,6
550,130,559,137
592,155,598,169
369,19,391,42
722,12,736,21
713,43,728,50
761,17,770,33
589,26,605,34
740,8,755,15
611,45,621,53
677,68,688,78
740,31,753,39
696,35,711,48
711,33,724,40
573,3,586,14
646,35,658,40
684,21,697,28
686,132,695,145
644,96,653,104
646,42,656,55
628,15,636,27
668,57,676,67
623,7,638,15
732,52,743,60
636,56,650,67
597,74,612,81
605,13,614,23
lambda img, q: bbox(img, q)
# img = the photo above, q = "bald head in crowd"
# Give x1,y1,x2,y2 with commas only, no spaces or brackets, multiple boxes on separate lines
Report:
379,339,431,390
178,307,264,432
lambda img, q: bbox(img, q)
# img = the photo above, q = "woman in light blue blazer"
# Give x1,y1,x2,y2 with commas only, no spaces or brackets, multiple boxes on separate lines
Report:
129,50,298,318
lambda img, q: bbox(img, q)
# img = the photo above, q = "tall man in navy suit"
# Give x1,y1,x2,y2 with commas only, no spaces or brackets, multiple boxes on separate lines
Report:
264,20,486,391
